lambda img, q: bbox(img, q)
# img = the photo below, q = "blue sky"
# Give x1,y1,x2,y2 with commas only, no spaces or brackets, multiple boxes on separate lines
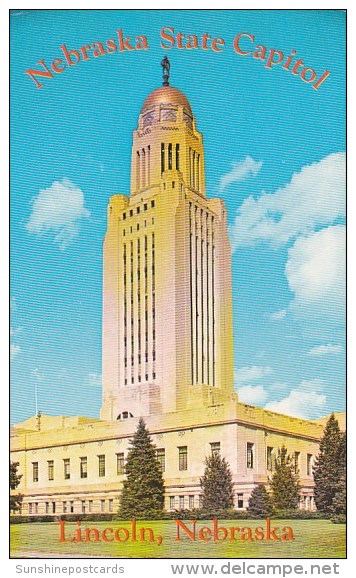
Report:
10,9,346,423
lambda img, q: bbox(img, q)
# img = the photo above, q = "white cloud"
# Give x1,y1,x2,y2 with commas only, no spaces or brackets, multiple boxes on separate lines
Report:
10,344,21,361
265,378,326,419
269,309,287,321
265,390,326,420
308,344,344,356
285,225,345,317
88,373,102,388
219,156,263,192
230,152,345,250
26,178,90,250
235,365,273,383
237,385,268,405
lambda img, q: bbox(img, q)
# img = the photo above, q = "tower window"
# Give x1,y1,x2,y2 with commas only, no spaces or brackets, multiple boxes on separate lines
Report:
137,206,140,214
176,143,180,170
144,203,148,211
151,200,155,208
130,210,133,217
123,213,126,220
161,143,165,174
168,143,172,169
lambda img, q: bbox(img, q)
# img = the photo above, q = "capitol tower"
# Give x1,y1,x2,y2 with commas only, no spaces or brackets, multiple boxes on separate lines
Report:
101,61,235,421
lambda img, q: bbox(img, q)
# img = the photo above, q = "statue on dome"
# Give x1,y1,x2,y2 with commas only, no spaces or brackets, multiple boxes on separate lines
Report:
161,55,170,86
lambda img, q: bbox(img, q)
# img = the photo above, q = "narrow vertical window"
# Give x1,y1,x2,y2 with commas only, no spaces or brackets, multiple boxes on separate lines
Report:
294,451,300,474
80,457,88,479
192,150,196,188
307,454,313,476
168,143,172,169
247,443,254,469
47,460,54,481
189,148,192,186
197,154,200,191
136,150,140,191
117,453,125,475
156,448,165,472
176,143,180,170
178,446,188,471
142,148,146,188
32,462,39,483
98,455,105,477
147,145,151,185
267,447,274,471
237,494,244,509
63,458,70,480
170,496,175,510
161,143,165,174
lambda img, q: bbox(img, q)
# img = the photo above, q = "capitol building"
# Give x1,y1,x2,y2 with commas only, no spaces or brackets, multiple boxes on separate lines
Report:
10,68,344,517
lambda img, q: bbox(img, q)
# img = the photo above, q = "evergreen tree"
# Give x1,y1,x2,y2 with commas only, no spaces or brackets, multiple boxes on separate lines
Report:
270,445,300,510
10,461,23,514
331,431,346,519
248,484,274,518
119,418,165,518
200,453,234,511
313,414,342,514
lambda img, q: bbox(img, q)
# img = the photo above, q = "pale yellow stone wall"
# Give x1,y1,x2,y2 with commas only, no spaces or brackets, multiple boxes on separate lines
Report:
11,403,332,516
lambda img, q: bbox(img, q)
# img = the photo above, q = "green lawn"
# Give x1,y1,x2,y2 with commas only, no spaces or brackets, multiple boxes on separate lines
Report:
11,519,346,559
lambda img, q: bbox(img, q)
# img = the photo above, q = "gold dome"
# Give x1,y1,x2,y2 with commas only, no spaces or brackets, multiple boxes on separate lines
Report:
141,86,192,115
